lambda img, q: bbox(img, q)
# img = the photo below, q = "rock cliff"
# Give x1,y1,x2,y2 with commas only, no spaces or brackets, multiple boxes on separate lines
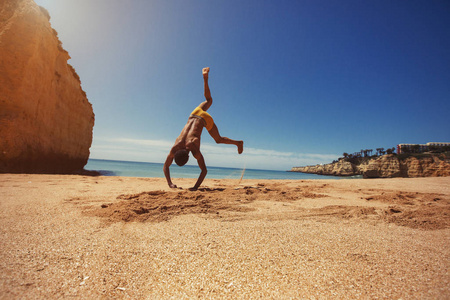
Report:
291,154,450,178
292,160,358,177
358,155,402,178
0,0,94,173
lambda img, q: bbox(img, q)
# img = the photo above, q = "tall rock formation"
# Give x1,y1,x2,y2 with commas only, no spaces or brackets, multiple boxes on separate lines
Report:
0,0,95,173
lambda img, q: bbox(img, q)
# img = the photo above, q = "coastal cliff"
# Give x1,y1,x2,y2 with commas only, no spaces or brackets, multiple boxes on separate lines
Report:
291,153,450,178
291,160,358,177
0,0,94,173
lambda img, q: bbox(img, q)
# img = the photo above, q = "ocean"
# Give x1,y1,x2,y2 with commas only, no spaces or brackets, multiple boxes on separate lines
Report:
85,159,356,180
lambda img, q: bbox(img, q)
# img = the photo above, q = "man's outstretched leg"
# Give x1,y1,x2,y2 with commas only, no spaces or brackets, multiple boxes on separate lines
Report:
208,124,243,154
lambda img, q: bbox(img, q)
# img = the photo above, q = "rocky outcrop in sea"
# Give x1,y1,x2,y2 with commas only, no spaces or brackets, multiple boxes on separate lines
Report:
0,0,95,173
291,154,450,178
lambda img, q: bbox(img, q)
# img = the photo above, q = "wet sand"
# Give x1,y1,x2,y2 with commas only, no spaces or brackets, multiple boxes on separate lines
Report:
0,174,449,298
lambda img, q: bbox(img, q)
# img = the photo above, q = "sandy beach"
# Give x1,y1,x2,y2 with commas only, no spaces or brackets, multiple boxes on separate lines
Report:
0,174,449,299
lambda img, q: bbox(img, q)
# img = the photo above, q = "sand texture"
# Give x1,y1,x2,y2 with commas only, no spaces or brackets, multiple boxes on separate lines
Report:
0,175,449,299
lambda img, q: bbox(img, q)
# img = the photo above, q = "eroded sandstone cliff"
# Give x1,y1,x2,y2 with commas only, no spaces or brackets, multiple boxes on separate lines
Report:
291,154,450,178
292,160,358,177
0,0,94,173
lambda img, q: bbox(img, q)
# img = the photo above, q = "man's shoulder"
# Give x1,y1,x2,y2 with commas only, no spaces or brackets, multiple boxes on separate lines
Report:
170,140,184,152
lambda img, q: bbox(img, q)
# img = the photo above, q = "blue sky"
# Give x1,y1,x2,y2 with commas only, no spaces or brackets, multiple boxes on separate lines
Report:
35,0,450,170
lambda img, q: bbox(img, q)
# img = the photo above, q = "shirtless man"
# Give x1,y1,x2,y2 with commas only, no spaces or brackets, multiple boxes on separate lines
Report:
163,67,244,190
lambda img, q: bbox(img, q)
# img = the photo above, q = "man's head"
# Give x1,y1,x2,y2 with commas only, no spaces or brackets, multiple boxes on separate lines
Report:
174,149,189,166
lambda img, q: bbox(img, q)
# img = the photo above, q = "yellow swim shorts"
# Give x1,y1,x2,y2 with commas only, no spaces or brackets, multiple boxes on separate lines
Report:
190,106,214,131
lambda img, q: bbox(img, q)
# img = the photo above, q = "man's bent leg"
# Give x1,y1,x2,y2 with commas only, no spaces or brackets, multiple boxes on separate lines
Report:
208,124,243,154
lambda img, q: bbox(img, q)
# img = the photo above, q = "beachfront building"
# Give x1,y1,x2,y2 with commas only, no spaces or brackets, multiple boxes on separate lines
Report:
397,142,450,154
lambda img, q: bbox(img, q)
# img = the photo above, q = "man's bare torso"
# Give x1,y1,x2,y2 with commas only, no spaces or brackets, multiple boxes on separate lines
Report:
173,116,204,152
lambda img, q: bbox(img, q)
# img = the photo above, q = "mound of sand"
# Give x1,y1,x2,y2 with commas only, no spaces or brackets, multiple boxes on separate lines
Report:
82,182,449,230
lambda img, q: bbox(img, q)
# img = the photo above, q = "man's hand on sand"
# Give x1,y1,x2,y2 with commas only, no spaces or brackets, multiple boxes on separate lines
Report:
202,67,210,76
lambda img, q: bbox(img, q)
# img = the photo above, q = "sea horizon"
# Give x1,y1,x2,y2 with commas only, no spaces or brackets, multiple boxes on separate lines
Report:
85,158,358,180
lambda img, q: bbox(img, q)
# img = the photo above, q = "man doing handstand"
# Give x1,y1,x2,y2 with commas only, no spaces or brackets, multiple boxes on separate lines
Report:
163,67,243,190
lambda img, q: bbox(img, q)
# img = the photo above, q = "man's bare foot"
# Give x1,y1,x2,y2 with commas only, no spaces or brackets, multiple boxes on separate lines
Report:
237,141,244,154
202,67,210,76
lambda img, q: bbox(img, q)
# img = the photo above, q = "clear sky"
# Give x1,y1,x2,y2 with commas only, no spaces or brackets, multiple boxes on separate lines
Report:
34,0,450,171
